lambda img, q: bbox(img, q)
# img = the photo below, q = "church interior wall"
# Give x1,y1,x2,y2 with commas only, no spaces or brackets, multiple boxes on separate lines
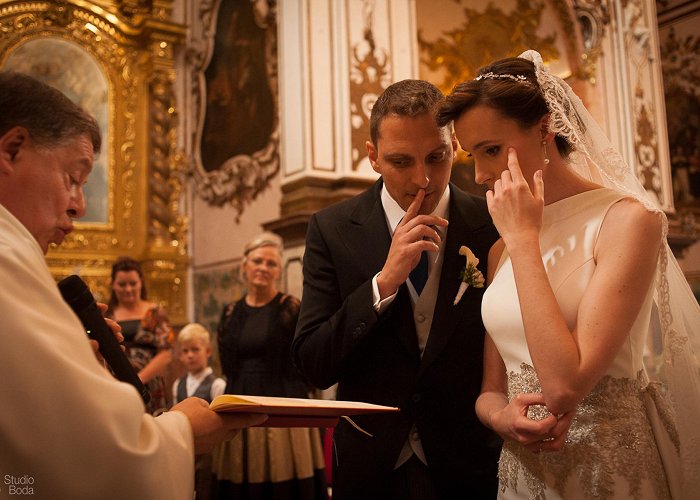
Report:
656,0,700,286
0,0,697,330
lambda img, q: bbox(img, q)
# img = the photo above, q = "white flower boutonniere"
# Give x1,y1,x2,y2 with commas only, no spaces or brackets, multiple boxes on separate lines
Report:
453,246,485,305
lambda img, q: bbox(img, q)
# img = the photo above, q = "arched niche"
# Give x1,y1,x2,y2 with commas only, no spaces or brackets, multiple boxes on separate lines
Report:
4,37,111,225
0,0,189,323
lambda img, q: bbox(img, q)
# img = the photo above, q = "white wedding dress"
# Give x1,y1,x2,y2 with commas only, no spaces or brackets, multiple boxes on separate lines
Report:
482,188,679,499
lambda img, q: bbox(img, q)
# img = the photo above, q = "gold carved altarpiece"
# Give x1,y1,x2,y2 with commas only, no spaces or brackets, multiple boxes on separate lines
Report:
0,0,189,323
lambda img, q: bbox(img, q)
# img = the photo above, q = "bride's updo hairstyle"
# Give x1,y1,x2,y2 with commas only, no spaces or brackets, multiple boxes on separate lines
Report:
437,57,573,158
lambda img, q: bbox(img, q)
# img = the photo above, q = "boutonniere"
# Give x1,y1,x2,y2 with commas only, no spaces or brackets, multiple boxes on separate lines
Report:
453,246,485,305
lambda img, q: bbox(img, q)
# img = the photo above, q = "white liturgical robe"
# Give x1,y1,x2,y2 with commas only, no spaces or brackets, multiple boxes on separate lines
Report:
0,203,194,499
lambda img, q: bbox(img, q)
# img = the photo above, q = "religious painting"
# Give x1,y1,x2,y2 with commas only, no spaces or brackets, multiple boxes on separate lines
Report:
200,1,274,171
2,38,110,225
191,0,279,218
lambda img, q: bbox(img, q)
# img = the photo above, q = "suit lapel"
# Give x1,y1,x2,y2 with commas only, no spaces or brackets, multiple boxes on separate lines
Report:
419,187,487,375
390,287,422,359
338,180,392,279
336,180,420,359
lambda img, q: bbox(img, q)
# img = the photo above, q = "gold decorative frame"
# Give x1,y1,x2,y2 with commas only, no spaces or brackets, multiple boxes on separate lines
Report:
417,0,604,92
0,0,189,323
4,37,112,225
188,0,280,221
416,0,603,196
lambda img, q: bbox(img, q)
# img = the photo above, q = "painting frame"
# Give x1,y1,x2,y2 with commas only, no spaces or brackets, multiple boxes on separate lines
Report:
2,36,112,227
189,0,280,221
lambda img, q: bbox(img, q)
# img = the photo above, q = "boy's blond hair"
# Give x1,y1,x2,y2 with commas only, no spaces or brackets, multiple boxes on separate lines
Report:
177,323,212,347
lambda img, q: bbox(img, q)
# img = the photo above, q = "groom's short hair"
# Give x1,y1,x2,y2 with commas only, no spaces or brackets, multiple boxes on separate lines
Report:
369,79,445,148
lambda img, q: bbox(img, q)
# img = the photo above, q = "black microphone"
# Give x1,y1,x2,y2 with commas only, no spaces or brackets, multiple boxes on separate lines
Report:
58,275,151,404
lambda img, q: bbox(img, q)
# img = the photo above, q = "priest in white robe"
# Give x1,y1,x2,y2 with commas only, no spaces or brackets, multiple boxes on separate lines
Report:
0,71,264,500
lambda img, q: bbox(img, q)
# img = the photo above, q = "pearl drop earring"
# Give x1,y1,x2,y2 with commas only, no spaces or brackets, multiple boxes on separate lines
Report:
542,140,550,165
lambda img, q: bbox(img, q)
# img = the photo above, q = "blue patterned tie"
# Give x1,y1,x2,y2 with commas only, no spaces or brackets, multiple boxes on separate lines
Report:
409,251,429,295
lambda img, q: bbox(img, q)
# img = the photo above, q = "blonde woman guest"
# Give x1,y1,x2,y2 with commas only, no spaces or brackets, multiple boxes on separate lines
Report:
212,233,327,499
107,256,175,414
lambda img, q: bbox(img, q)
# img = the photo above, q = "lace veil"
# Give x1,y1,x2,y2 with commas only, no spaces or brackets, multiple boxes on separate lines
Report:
518,49,700,493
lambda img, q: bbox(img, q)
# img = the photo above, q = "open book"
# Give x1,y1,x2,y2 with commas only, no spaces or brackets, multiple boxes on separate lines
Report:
210,394,399,428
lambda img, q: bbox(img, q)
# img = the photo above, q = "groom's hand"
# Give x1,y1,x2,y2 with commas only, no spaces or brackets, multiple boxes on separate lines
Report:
377,189,448,300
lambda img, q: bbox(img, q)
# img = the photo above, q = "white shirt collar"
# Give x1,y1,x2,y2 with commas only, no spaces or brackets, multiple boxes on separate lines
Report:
187,366,214,385
0,203,45,258
380,183,451,235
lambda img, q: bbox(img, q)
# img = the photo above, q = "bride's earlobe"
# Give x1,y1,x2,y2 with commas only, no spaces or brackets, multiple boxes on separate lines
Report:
539,114,552,141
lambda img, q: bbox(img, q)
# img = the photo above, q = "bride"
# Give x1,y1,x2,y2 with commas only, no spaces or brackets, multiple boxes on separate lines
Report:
437,50,700,499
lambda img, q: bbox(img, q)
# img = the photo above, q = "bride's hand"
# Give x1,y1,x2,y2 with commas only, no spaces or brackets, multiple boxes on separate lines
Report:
526,410,575,454
486,148,544,248
489,392,558,447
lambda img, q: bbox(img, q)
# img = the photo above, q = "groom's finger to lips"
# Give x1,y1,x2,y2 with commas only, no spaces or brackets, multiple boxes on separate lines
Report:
402,189,425,226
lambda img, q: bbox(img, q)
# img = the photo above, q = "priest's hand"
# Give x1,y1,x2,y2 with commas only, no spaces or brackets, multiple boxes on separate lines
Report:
90,303,125,367
171,397,269,454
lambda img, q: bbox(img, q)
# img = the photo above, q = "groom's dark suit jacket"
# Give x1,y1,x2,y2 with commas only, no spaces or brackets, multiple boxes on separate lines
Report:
293,180,501,499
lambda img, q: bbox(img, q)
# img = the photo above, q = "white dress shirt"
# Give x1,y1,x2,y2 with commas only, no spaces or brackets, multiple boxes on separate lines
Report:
172,366,227,402
370,185,451,468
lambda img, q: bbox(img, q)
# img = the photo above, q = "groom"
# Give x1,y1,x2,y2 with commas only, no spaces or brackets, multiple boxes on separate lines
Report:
293,79,501,499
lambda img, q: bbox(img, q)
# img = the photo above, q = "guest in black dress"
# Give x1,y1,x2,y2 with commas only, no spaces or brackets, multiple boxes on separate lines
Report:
212,232,327,500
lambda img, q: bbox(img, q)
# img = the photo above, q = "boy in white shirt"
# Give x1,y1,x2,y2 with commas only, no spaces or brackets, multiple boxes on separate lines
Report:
173,323,226,404
172,323,227,498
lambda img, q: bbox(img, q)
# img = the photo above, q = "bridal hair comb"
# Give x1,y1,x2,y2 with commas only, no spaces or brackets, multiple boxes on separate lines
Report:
475,72,530,84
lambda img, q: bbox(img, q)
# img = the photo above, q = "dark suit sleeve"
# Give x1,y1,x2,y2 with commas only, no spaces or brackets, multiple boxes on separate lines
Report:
292,212,382,390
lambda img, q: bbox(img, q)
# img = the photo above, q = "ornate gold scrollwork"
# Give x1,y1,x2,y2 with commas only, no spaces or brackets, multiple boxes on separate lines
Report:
350,0,389,172
0,0,189,323
418,0,562,94
570,0,611,82
416,0,608,89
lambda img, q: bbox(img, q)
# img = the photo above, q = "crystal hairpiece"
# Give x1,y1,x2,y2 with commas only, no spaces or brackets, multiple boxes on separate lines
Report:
475,72,529,84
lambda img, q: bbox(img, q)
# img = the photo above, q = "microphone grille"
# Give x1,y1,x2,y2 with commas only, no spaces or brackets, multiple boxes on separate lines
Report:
58,275,94,310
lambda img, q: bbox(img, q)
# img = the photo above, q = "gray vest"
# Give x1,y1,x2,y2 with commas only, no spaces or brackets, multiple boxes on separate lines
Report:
176,373,216,403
